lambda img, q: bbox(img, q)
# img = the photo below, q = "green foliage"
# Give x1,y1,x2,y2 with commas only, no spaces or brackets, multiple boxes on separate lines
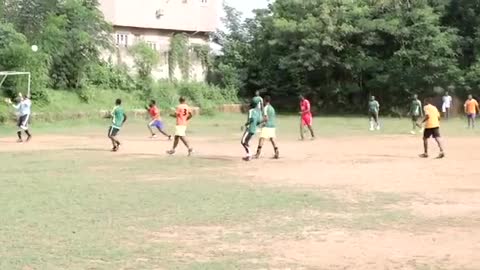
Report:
129,41,160,80
169,33,190,80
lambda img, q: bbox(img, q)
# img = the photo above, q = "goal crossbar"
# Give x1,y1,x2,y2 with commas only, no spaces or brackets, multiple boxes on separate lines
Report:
0,71,31,96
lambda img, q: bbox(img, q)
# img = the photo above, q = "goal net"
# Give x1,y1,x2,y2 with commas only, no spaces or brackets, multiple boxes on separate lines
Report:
0,71,31,96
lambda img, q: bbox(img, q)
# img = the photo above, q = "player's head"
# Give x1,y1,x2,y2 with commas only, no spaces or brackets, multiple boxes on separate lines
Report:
115,98,122,105
149,100,156,107
370,95,375,101
445,91,449,96
413,94,418,99
255,90,260,96
179,97,186,104
264,95,271,104
468,94,473,100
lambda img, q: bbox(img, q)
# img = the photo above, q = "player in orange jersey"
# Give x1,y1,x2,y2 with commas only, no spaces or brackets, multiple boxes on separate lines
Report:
464,94,479,129
167,97,194,156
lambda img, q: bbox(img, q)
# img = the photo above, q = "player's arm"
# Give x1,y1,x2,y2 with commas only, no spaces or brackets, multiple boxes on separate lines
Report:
476,101,480,113
422,113,430,123
122,113,127,124
187,111,193,121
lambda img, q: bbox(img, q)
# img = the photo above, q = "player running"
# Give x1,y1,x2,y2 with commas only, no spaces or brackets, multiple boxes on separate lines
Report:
241,102,261,161
409,94,423,134
442,91,453,119
255,96,279,159
167,97,194,156
147,100,171,140
5,93,32,142
299,95,315,140
464,94,479,129
368,96,380,131
420,99,444,159
108,98,127,152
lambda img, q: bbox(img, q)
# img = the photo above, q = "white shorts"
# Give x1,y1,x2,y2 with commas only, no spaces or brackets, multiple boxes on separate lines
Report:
260,127,276,139
442,104,450,112
175,125,187,136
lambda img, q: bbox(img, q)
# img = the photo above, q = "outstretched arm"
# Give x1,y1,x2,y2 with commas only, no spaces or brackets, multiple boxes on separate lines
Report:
122,113,127,124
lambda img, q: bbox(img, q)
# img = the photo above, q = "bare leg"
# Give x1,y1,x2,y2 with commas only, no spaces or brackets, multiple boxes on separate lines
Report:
179,136,191,150
300,121,305,140
307,125,315,138
147,124,155,136
270,138,279,158
473,117,476,129
434,137,444,153
423,138,428,156
157,127,171,138
255,138,265,158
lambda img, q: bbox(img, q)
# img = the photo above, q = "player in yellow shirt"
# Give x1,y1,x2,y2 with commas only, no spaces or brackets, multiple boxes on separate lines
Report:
419,99,444,158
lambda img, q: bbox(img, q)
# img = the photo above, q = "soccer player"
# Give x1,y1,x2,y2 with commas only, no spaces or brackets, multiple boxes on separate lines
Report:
409,94,423,134
255,96,279,159
167,97,193,156
442,91,453,119
146,100,171,140
464,94,479,129
420,99,444,159
368,96,380,131
252,90,264,114
6,93,32,142
108,98,127,152
241,102,261,161
299,95,315,140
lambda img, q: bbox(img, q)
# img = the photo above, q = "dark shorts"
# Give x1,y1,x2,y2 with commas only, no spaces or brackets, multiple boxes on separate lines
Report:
17,114,30,129
241,131,254,146
108,126,120,137
467,113,476,119
150,120,164,129
411,115,420,122
369,112,378,121
423,127,440,139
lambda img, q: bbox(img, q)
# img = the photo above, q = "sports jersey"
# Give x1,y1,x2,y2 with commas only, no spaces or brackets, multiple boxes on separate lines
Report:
368,100,380,113
149,105,161,120
176,103,190,126
111,106,125,129
247,108,261,134
442,95,452,108
465,99,479,114
264,104,276,128
410,99,422,116
424,104,440,129
300,99,311,115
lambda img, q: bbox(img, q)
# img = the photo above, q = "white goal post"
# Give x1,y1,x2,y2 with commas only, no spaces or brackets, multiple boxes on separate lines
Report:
0,71,31,96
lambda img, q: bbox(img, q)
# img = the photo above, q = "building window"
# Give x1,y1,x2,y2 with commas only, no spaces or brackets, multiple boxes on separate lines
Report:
115,33,129,47
147,41,157,51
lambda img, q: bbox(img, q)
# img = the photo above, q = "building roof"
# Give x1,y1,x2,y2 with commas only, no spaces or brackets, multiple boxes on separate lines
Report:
99,0,218,33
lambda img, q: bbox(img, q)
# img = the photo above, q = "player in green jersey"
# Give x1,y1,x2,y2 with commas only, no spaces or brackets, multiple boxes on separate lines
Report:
241,102,262,161
255,96,279,159
108,98,127,152
409,94,423,134
368,96,380,131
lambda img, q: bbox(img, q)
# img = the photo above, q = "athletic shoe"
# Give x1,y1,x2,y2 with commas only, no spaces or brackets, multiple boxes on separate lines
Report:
376,125,381,131
16,139,23,143
410,131,416,135
437,152,445,159
167,150,175,155
419,153,429,158
274,149,280,159
112,146,118,152
150,134,157,139
242,156,252,161
369,128,374,131
188,148,194,156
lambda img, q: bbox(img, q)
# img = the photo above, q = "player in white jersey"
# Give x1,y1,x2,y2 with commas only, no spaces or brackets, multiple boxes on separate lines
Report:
442,91,452,119
5,93,32,142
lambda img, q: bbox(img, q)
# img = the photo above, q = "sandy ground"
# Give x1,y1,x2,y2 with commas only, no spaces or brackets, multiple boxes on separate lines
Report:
1,133,479,269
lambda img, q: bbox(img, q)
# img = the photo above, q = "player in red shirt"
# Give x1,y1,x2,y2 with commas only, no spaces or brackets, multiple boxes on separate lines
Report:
167,97,194,156
299,95,315,140
147,100,171,140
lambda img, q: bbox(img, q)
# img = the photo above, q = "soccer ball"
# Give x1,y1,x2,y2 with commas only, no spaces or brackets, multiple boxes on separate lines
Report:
31,45,38,52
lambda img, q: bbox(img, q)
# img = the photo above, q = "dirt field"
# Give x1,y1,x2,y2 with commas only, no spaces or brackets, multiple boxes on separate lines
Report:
1,130,479,270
